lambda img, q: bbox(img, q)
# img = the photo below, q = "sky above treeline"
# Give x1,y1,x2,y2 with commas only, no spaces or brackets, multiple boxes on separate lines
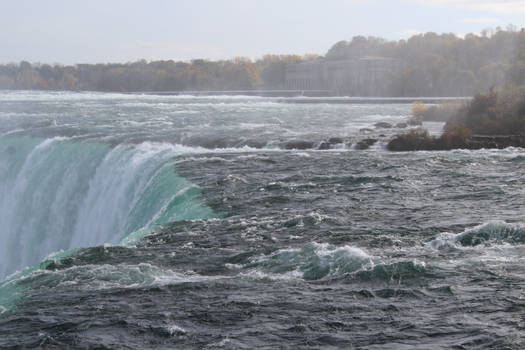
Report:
1,0,525,64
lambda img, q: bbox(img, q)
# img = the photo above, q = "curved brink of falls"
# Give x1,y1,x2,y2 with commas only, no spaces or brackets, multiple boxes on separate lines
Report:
0,135,216,282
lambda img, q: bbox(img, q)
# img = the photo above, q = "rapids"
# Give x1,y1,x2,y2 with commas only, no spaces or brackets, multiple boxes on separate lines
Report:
1,91,524,349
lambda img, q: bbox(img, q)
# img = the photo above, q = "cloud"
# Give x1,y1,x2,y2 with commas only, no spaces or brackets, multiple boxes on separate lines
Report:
459,17,501,23
410,0,525,13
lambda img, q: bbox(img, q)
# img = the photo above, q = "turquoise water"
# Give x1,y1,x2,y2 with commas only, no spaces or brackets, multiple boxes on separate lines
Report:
0,136,216,281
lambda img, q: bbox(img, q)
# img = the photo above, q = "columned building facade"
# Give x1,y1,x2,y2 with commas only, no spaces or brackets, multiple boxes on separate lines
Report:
285,57,400,96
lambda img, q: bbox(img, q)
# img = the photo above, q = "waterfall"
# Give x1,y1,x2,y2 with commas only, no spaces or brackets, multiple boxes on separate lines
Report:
0,136,214,280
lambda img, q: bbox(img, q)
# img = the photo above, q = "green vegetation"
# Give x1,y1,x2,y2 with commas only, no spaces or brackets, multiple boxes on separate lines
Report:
387,126,472,151
387,128,434,151
411,101,428,117
388,26,525,150
415,103,462,122
389,86,525,151
327,27,525,96
442,123,472,142
445,85,525,135
1,27,524,95
0,55,313,92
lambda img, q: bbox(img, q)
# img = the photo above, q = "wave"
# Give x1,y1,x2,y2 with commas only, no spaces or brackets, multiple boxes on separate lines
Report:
0,240,432,314
179,136,387,151
509,155,525,162
429,221,525,249
241,242,428,282
0,252,220,315
0,241,427,313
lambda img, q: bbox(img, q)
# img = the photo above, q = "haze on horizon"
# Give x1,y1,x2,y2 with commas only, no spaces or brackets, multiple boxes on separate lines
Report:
1,0,525,64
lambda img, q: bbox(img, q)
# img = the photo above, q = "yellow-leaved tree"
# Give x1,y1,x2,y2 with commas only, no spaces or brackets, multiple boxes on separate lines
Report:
412,101,428,116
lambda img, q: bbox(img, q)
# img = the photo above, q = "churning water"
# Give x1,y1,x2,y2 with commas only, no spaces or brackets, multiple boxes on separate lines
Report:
0,91,524,349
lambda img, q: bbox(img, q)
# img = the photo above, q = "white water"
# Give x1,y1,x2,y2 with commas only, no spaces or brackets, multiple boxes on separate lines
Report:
0,91,419,281
0,136,214,280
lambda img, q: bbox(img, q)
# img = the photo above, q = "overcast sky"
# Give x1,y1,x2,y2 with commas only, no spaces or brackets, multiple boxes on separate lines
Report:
1,0,524,64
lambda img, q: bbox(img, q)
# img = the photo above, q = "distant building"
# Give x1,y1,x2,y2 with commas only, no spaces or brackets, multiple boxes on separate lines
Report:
285,56,401,96
285,60,325,90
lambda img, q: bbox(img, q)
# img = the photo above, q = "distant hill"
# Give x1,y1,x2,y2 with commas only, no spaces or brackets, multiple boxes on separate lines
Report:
1,28,524,96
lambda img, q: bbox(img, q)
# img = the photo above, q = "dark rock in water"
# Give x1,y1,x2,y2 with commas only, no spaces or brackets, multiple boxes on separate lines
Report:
328,137,344,144
355,138,378,150
318,142,331,150
359,128,374,133
374,122,392,129
395,123,408,128
388,132,525,151
379,134,386,138
387,132,442,151
407,116,423,126
283,140,315,150
469,135,525,149
184,136,267,149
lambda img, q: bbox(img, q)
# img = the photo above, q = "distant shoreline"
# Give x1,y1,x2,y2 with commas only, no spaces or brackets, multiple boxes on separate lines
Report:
2,89,472,104
122,90,333,97
125,90,472,104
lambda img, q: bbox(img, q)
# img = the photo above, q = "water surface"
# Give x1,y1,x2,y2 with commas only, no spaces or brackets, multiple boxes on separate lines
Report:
0,91,524,349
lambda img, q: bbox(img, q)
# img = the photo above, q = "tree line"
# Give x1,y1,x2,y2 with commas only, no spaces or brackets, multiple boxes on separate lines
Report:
388,27,525,150
0,27,524,96
0,55,313,92
326,27,525,96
